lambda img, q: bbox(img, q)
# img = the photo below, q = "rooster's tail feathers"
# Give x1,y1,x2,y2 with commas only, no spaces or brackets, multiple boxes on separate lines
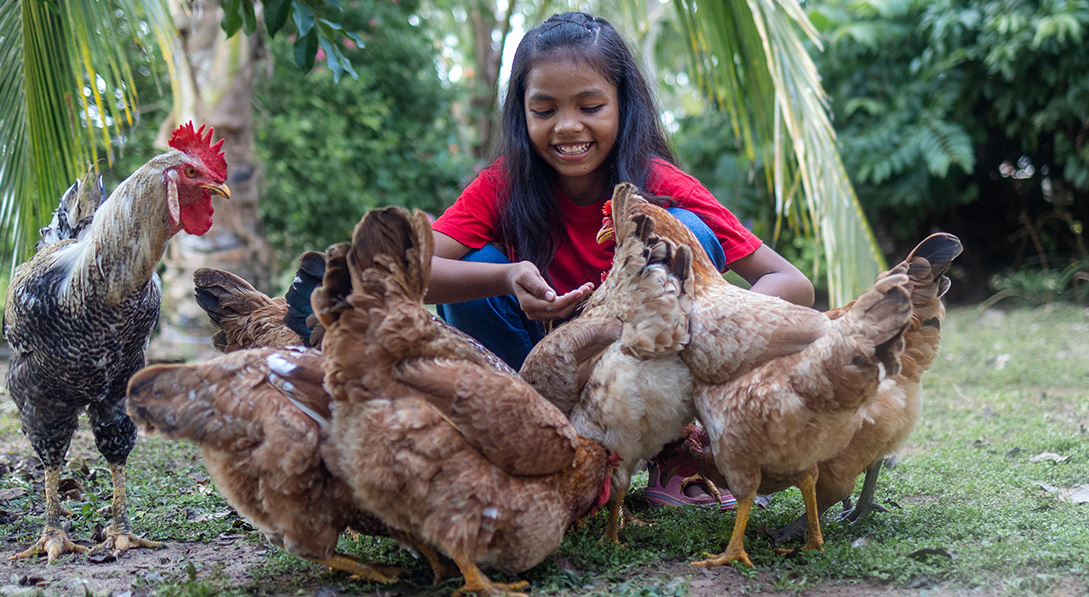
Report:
36,174,106,249
283,250,328,347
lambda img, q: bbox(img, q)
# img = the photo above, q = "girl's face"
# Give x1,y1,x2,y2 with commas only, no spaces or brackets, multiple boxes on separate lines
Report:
524,57,619,205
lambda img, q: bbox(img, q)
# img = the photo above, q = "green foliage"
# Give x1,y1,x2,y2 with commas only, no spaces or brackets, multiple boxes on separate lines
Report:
221,0,365,81
253,0,472,273
805,0,1089,296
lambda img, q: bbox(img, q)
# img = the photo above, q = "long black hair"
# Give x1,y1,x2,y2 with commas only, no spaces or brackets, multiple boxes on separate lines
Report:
497,11,675,283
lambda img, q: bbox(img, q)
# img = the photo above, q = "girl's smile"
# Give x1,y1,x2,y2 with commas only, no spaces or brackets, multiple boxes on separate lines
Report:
524,57,619,205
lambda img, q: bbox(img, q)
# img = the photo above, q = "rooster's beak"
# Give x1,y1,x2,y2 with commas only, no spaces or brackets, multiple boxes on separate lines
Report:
202,183,231,200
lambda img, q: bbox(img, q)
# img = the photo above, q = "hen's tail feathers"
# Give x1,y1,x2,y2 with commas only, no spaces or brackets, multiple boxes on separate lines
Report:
36,174,106,249
193,268,284,352
127,363,265,449
889,233,963,378
348,207,434,306
842,273,913,380
283,250,328,347
312,243,354,329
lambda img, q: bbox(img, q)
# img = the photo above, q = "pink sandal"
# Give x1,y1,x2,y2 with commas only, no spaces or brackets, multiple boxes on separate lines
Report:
643,429,736,510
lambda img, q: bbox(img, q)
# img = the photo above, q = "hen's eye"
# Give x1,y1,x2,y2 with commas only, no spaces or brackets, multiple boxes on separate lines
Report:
184,166,198,178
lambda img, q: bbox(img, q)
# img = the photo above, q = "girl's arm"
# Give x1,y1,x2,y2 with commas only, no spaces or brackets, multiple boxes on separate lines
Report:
727,244,815,307
426,232,593,320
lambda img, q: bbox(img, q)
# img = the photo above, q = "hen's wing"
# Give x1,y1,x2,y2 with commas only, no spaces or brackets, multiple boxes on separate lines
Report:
394,359,579,476
193,269,301,352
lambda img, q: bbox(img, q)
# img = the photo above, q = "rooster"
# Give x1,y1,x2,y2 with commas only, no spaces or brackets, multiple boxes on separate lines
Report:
595,185,914,567
520,182,697,544
125,346,418,583
312,206,614,597
3,122,229,562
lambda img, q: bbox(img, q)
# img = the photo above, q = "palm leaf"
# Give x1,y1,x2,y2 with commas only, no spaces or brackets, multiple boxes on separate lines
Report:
0,0,174,276
670,0,886,306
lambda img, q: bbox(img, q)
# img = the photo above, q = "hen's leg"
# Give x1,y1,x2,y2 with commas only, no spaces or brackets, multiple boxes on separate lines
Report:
450,553,529,597
692,493,754,568
89,463,162,557
10,467,89,563
311,552,404,583
601,487,626,544
836,461,888,523
799,473,825,552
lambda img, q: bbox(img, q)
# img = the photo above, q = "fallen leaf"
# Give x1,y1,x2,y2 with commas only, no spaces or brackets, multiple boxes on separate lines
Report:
1069,487,1089,504
907,547,958,561
1031,481,1059,492
1029,452,1069,463
0,487,28,501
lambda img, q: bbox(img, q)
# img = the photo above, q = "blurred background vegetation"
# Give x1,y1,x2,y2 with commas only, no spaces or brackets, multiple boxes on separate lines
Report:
2,0,1087,311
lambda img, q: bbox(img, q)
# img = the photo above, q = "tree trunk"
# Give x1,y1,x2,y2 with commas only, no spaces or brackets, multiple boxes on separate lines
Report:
151,0,271,361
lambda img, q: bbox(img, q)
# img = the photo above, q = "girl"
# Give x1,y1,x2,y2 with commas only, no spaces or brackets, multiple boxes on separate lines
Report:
425,12,814,506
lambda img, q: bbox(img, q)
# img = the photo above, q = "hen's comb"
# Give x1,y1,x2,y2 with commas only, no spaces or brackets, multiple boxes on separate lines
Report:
169,121,228,181
602,199,612,216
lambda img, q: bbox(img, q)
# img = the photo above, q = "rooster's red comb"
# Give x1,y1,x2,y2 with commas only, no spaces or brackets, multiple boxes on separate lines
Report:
169,121,228,181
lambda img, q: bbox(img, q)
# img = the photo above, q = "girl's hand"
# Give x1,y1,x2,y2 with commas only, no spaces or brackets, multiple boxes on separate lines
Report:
509,262,594,320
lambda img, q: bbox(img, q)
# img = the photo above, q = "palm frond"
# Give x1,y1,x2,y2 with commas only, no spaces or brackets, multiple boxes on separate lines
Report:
671,0,886,305
0,0,174,275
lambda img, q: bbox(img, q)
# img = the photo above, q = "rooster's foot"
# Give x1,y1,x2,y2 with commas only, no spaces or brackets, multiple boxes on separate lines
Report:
89,527,162,559
11,527,89,563
692,549,753,568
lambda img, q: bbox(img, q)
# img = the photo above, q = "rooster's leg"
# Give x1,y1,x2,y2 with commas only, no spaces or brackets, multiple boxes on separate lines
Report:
692,493,754,568
89,463,162,557
10,467,90,563
450,553,529,597
836,461,888,524
311,552,405,583
799,473,825,552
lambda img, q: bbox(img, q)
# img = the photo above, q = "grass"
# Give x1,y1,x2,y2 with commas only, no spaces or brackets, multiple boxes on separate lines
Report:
1,304,1088,596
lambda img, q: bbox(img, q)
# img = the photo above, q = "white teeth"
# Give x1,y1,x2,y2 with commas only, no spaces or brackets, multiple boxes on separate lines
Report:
556,143,591,155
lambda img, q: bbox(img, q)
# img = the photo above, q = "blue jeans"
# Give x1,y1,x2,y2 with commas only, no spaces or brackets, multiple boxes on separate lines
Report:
436,208,725,370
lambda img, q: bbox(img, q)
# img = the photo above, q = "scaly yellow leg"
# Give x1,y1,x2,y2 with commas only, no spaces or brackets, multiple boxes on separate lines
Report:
450,553,529,597
10,467,89,563
89,463,162,558
600,486,626,544
799,472,824,552
311,552,404,583
692,493,754,568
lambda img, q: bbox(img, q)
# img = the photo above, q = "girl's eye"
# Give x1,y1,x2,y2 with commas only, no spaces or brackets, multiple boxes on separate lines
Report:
582,105,604,113
531,109,554,117
185,166,198,178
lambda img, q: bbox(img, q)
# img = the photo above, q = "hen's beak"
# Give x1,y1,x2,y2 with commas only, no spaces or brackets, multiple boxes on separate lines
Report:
202,183,231,200
595,224,615,244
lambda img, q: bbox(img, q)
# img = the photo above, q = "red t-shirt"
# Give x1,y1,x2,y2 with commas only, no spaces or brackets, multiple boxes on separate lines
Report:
433,158,762,295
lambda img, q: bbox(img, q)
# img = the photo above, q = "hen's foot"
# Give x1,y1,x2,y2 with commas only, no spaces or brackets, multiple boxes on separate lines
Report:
89,527,162,559
315,553,404,584
452,578,529,597
11,527,89,563
836,501,888,524
691,548,753,568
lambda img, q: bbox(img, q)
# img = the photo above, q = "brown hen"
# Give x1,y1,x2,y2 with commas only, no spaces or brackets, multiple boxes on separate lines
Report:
595,186,914,568
125,347,411,582
520,182,697,544
312,206,613,597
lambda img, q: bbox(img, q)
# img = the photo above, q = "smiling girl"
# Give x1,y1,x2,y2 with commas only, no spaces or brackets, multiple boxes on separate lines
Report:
424,12,814,506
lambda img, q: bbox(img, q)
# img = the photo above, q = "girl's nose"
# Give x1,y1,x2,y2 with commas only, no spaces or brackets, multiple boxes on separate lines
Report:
555,111,584,134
